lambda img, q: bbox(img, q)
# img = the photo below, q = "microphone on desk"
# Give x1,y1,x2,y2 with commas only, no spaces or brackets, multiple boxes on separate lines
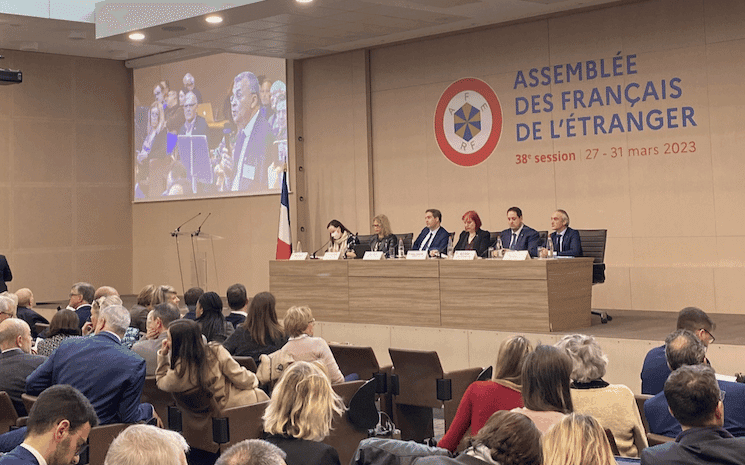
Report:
311,240,330,259
172,213,201,237
193,213,211,236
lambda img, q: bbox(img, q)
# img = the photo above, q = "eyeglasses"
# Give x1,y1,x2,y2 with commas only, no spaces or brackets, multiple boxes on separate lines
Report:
69,292,81,298
700,328,715,344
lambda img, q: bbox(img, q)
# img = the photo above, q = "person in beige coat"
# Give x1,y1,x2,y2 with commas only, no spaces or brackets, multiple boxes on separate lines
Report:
156,319,268,410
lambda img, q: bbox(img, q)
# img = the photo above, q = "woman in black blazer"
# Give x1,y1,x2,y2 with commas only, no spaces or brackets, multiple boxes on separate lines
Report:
455,210,491,258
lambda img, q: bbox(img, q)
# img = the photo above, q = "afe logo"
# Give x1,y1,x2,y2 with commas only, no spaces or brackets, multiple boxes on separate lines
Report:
434,78,503,167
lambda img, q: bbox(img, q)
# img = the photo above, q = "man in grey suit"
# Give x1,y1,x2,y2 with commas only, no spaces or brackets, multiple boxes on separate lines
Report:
131,302,180,375
0,317,46,416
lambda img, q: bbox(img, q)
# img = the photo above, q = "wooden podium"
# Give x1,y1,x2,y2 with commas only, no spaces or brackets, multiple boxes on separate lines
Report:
269,258,593,332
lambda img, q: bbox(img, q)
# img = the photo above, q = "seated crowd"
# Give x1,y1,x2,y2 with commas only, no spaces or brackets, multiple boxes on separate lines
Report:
0,285,743,465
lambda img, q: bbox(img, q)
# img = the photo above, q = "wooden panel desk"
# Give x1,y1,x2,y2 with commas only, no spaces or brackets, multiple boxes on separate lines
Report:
269,258,593,332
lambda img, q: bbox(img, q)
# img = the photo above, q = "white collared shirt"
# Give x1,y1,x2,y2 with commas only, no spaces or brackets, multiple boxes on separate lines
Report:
1,347,23,354
231,111,261,192
21,443,47,465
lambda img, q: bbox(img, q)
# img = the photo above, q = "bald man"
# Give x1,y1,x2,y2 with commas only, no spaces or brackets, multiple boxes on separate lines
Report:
0,318,46,416
15,289,48,339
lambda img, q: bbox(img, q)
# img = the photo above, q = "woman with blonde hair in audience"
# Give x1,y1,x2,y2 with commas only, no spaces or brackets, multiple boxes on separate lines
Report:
438,335,533,452
511,344,573,433
156,319,268,410
282,306,345,384
542,413,616,465
36,309,81,356
151,285,180,307
263,361,345,465
555,334,647,457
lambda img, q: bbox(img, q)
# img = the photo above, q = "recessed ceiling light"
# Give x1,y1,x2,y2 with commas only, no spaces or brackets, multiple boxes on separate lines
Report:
129,32,145,40
206,15,223,24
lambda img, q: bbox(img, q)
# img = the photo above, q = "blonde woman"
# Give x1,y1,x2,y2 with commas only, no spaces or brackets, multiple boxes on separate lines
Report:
263,361,346,465
282,306,344,384
152,285,180,307
543,413,616,465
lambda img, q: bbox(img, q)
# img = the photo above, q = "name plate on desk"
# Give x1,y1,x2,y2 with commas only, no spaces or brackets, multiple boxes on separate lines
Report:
453,250,477,260
323,251,342,260
363,251,385,260
503,250,530,261
289,252,309,260
406,251,428,260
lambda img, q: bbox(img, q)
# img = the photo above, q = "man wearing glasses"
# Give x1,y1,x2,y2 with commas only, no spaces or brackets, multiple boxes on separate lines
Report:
644,329,745,440
0,385,98,465
179,91,207,137
641,306,716,395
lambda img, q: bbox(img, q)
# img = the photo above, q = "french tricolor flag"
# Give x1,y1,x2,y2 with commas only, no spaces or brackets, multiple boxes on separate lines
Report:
276,169,292,259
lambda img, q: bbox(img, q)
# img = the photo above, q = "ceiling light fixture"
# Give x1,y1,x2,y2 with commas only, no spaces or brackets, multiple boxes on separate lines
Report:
296,0,313,3
206,15,223,24
129,32,145,40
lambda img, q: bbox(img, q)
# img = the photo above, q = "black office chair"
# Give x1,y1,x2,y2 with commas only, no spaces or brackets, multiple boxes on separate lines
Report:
577,229,610,323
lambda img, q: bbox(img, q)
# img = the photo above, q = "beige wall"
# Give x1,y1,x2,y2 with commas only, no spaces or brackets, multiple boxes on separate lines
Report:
0,51,132,301
301,0,745,314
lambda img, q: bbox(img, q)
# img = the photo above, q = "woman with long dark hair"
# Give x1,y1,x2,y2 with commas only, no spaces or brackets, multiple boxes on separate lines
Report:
195,291,233,343
223,291,287,359
156,319,267,409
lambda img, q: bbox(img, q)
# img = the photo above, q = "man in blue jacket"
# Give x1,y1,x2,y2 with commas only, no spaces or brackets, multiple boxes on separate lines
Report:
412,209,450,256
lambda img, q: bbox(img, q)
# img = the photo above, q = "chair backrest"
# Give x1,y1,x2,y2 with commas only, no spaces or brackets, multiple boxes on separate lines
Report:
388,348,444,408
21,393,37,418
635,394,652,435
326,380,369,465
476,366,493,382
348,378,379,431
171,387,221,453
538,230,548,247
221,400,270,449
489,231,500,247
330,344,381,381
172,386,218,415
647,432,674,446
141,377,174,427
393,233,414,252
87,423,130,465
357,234,375,246
35,322,49,336
577,229,607,284
0,392,19,433
233,356,258,373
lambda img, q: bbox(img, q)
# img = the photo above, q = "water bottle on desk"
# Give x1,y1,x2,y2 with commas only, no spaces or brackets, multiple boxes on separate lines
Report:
495,235,503,258
547,236,554,258
296,241,302,253
398,238,404,258
447,235,454,259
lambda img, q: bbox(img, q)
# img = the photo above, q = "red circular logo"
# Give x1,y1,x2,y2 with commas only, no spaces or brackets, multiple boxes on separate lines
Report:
434,78,503,167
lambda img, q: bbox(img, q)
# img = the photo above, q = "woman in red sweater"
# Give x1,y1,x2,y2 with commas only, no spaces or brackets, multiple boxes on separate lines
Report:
437,335,533,452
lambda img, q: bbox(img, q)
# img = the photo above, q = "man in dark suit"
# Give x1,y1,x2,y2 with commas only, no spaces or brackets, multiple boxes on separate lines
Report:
26,304,158,426
220,71,278,193
0,385,98,465
0,318,45,416
179,91,208,137
0,255,10,293
641,364,745,465
645,329,745,438
412,209,450,256
226,283,248,328
14,289,48,339
641,307,715,395
182,286,204,320
499,206,541,257
542,209,582,257
67,282,94,329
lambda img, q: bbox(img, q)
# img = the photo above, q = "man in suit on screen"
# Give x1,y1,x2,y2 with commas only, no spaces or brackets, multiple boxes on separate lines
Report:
412,209,450,256
499,206,541,257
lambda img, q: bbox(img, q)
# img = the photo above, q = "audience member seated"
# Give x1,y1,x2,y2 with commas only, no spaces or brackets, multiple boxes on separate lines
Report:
130,284,156,334
641,365,745,465
326,220,352,258
438,335,532,452
412,209,450,256
26,304,158,425
183,287,204,320
0,385,98,465
416,410,542,465
543,413,616,465
104,424,189,465
263,361,345,465
511,345,573,433
282,306,344,384
348,214,397,259
152,284,181,308
0,318,46,416
67,282,95,329
556,334,647,457
36,309,81,357
640,306,715,395
226,284,249,328
223,291,287,360
0,294,16,322
14,289,48,339
216,439,287,465
454,210,490,258
156,319,268,410
195,291,234,343
132,303,180,376
645,329,745,438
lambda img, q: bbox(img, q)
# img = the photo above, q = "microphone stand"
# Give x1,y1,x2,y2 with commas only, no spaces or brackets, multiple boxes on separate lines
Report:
171,213,201,294
311,240,330,259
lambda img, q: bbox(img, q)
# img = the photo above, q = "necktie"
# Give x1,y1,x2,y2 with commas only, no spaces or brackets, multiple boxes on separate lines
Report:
559,234,564,252
421,232,433,250
510,233,517,250
231,131,247,191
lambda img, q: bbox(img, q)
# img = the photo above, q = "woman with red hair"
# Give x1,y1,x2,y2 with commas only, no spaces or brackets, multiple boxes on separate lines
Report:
454,210,491,258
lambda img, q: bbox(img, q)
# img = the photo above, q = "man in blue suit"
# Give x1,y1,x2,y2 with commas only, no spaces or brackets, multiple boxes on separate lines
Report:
499,206,541,257
26,304,157,426
641,364,745,465
412,209,450,256
645,329,745,438
543,209,582,257
0,385,98,465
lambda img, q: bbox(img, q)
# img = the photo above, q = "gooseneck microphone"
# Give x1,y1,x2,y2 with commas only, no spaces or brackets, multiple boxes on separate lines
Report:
172,212,201,236
194,213,212,236
312,240,331,259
